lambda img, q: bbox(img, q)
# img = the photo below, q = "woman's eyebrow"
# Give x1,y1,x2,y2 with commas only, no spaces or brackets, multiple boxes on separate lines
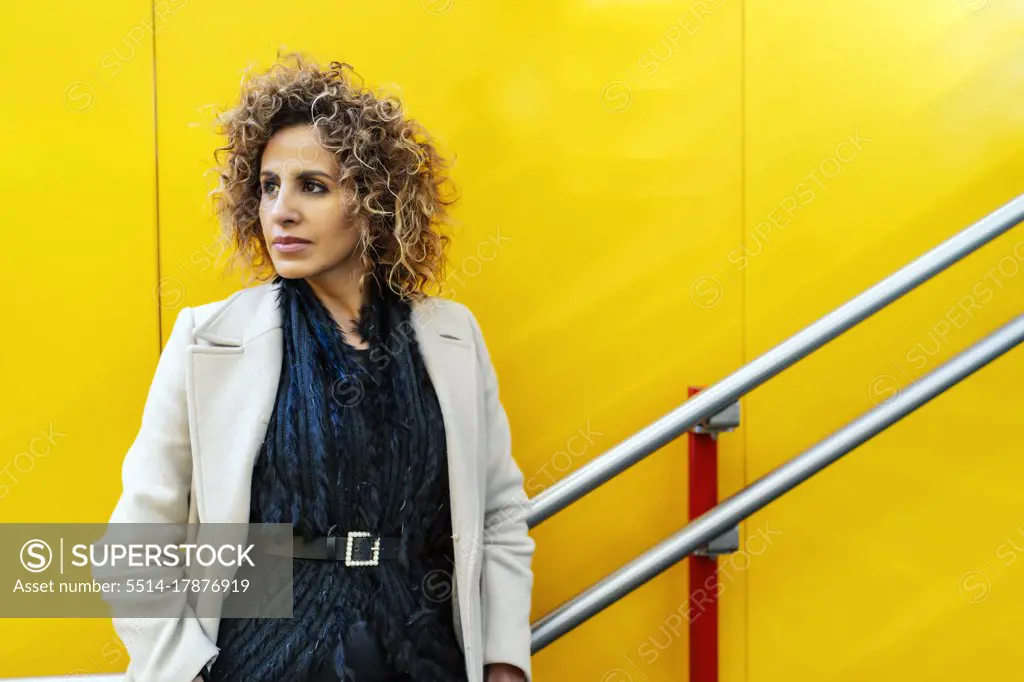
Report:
259,169,335,181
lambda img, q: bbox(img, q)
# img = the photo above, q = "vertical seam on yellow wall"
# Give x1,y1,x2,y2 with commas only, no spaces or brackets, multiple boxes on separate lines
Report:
151,0,163,348
740,1,749,681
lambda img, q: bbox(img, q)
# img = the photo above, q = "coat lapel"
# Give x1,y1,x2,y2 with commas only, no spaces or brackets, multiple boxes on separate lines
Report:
186,282,283,524
410,298,481,550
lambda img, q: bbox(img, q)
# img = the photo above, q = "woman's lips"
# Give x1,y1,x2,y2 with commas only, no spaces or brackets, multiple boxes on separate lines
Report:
273,241,311,253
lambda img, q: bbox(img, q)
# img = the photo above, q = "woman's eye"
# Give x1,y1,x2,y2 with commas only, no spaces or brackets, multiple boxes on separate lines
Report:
260,179,324,196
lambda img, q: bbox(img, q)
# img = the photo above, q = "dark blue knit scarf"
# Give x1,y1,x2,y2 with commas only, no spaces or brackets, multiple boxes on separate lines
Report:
258,273,414,541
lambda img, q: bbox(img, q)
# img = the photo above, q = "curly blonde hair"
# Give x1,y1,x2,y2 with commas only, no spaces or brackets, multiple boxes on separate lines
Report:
211,52,456,301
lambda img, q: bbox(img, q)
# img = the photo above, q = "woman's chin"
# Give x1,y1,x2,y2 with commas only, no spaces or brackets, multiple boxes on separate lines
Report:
272,262,315,280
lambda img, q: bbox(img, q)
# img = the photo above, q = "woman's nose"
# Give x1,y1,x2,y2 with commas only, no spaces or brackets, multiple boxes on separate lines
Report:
269,190,301,225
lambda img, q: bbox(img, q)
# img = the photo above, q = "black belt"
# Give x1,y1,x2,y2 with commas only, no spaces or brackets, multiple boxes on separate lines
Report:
262,531,401,566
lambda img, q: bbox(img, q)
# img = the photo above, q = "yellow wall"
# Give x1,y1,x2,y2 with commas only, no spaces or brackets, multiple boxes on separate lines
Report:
0,0,163,676
1,0,1021,679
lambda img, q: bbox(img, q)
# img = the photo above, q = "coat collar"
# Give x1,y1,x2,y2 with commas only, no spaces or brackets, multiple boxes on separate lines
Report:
190,280,281,346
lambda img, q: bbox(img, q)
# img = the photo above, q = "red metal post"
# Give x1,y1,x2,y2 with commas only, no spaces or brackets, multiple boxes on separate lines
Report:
687,386,718,682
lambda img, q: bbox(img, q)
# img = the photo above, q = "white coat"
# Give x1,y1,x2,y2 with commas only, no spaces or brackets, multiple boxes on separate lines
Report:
103,280,535,682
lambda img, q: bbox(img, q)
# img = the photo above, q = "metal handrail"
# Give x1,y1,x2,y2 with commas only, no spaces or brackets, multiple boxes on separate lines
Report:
531,313,1024,650
526,194,1024,528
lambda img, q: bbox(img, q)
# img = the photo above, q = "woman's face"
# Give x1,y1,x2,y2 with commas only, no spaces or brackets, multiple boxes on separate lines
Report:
258,124,363,281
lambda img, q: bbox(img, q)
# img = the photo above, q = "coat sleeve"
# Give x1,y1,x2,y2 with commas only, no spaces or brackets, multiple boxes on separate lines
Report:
96,307,220,682
466,308,536,681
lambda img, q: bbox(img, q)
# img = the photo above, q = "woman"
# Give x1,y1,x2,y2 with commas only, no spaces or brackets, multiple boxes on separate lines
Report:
105,54,534,682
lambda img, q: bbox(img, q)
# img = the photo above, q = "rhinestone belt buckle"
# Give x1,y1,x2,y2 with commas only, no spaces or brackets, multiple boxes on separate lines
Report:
344,531,380,567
